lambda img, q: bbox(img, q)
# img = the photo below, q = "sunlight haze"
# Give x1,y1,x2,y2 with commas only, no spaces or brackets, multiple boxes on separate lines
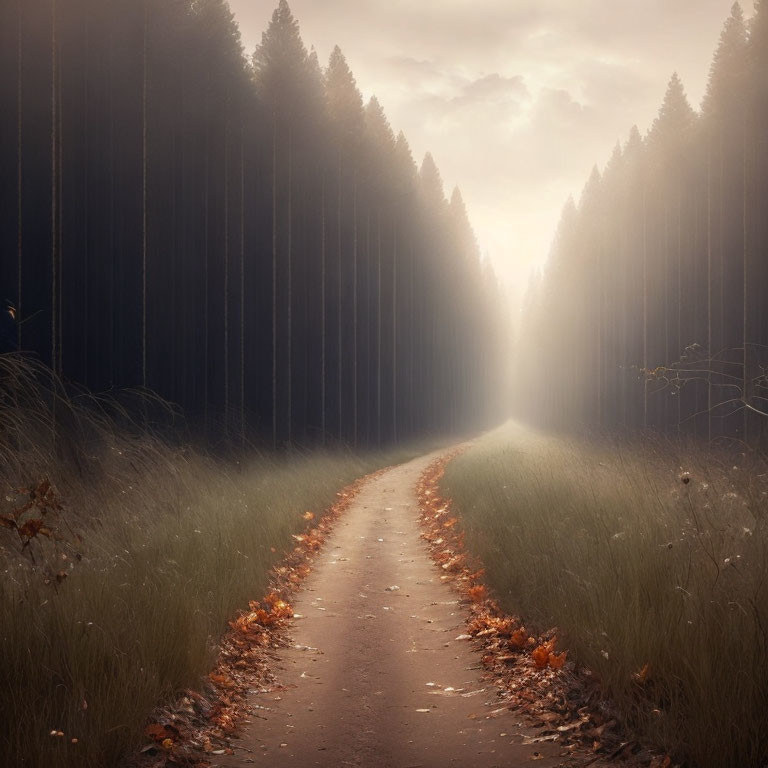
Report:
229,0,755,302
2,1,768,764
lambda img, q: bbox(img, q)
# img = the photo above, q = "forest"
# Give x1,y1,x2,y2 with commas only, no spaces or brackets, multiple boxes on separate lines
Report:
1,2,767,768
518,2,768,447
0,0,507,448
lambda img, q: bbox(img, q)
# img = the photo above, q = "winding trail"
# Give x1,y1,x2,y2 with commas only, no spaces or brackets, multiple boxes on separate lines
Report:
220,452,563,768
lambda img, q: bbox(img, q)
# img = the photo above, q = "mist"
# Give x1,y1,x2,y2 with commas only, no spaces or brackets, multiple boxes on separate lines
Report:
0,0,508,447
229,0,753,296
517,3,768,446
1,3,767,768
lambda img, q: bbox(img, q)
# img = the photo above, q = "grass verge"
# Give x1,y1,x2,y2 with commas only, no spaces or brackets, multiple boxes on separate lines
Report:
442,422,768,768
0,357,418,767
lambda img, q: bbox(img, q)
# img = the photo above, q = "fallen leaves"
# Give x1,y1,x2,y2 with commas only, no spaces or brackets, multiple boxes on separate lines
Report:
548,651,567,670
531,640,567,670
18,517,52,539
145,723,176,742
531,643,551,669
229,592,295,637
633,663,651,685
131,468,383,768
467,584,487,602
1,479,85,593
417,453,569,676
417,454,656,767
0,479,64,543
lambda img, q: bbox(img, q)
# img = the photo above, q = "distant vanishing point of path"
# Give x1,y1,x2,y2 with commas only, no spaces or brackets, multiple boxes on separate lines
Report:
219,453,564,768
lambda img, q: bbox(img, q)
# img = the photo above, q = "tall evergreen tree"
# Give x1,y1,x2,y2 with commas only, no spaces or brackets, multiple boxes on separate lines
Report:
518,2,768,445
0,0,508,449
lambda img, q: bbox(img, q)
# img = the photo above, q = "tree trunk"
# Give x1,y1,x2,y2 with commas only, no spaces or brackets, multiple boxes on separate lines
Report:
223,98,230,438
352,172,358,446
141,0,148,389
742,118,749,441
51,0,58,376
16,2,22,349
203,118,210,428
321,173,326,444
271,111,277,446
392,223,398,443
376,208,382,446
707,133,713,442
337,151,343,440
240,132,246,446
642,184,648,429
287,127,293,445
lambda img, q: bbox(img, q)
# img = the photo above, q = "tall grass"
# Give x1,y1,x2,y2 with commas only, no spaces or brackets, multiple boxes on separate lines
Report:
443,422,768,768
0,356,410,767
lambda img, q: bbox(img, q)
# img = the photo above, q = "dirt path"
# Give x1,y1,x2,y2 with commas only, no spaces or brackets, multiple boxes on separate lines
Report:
219,452,564,768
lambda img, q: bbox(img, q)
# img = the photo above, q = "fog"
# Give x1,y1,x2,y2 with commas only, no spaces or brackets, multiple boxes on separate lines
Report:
230,0,753,299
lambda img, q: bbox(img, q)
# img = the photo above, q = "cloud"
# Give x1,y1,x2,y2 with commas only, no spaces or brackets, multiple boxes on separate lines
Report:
228,0,754,295
455,74,529,105
532,88,586,126
406,72,529,131
384,56,451,85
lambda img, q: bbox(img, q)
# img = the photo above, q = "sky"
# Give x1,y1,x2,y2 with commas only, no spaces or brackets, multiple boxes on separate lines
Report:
228,0,755,306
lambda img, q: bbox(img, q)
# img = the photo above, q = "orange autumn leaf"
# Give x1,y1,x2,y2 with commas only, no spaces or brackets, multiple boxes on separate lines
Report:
229,607,268,633
145,723,172,742
509,628,528,649
303,511,314,521
477,615,514,636
209,672,234,688
0,514,17,531
496,617,516,635
549,650,567,669
270,600,293,619
532,644,551,668
18,518,51,539
467,584,487,602
633,663,651,685
214,712,237,733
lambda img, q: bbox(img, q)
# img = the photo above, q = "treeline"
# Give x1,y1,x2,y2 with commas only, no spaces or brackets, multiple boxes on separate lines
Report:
519,1,768,446
0,0,507,447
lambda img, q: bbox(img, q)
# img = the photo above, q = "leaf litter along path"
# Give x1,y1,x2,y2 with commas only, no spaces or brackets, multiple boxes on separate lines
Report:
218,452,593,768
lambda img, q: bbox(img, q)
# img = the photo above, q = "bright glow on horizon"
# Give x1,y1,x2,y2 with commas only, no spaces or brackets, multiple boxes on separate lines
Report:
229,0,755,308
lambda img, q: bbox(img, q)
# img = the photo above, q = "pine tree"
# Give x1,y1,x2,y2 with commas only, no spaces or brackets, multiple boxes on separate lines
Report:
253,0,310,444
0,0,508,451
517,2,768,445
325,46,364,441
